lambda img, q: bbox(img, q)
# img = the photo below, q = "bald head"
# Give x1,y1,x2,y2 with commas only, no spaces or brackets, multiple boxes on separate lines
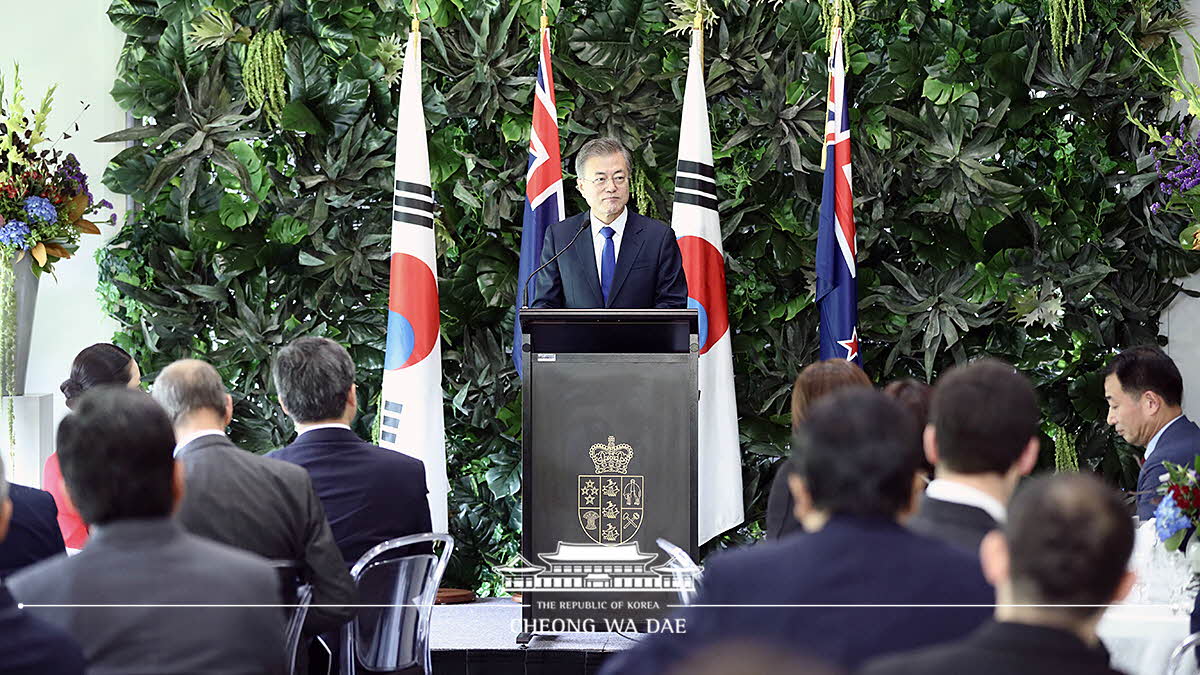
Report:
153,359,230,427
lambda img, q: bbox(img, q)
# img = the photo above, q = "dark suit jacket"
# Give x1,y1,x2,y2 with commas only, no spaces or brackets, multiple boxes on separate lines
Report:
1139,416,1200,521
906,493,998,555
765,461,804,540
268,427,432,566
9,518,285,675
860,620,1126,675
0,484,65,578
529,210,688,309
0,583,84,675
599,515,994,674
175,433,356,634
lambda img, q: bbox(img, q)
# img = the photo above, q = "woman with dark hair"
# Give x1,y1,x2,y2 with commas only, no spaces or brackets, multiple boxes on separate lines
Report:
764,359,872,540
883,378,935,481
43,343,141,549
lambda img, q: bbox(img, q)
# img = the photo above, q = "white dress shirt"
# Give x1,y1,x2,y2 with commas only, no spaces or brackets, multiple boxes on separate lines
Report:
924,478,1007,523
173,429,226,457
590,208,628,283
295,422,353,437
1145,414,1184,461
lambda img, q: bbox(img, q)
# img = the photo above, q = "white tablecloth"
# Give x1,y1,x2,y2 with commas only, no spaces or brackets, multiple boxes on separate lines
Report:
1098,605,1193,675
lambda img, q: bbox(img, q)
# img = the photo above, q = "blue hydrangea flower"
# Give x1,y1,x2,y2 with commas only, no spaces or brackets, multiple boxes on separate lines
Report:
0,220,31,250
1155,494,1192,543
24,196,57,224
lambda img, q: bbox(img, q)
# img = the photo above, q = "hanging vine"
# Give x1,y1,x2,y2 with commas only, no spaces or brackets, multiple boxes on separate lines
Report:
243,30,287,125
1047,0,1087,65
632,166,658,219
819,0,858,49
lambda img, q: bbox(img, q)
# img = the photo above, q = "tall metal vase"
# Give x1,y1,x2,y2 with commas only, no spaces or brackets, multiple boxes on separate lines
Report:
12,254,39,396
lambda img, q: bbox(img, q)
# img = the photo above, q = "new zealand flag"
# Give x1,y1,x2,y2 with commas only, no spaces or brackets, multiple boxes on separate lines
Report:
816,27,860,365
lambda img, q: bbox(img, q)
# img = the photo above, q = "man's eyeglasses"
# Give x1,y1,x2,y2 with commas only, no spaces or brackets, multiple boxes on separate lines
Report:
583,174,628,187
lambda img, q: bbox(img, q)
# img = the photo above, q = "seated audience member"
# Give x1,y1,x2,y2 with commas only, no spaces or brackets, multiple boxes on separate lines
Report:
862,473,1135,675
0,481,64,579
765,359,872,539
1102,346,1200,520
9,388,286,675
269,337,432,565
45,343,141,549
882,378,934,480
907,359,1039,554
601,390,993,674
154,359,355,635
0,459,85,674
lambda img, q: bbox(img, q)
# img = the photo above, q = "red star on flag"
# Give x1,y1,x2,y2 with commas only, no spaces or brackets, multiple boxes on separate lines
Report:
837,328,859,362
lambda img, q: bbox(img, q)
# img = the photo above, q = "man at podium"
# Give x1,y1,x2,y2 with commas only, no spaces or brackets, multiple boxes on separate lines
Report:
530,137,688,309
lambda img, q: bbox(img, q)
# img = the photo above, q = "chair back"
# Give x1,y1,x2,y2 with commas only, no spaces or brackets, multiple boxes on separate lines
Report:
267,559,312,675
656,537,702,606
1167,631,1200,675
341,533,454,675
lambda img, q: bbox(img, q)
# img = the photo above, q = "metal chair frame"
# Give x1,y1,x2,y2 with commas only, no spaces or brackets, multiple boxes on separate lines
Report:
656,537,703,606
340,532,454,675
1167,630,1200,675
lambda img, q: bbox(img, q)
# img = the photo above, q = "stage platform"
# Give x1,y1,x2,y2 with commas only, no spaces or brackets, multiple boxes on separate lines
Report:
431,597,636,674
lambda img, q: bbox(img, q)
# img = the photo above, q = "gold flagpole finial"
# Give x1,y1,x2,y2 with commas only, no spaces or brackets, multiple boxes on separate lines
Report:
411,0,420,33
694,0,705,74
541,0,548,31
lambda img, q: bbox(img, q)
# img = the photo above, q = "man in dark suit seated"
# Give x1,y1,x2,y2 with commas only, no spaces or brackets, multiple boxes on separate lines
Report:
862,473,1135,675
268,337,432,566
530,137,688,309
9,388,286,675
600,390,993,674
907,359,1039,554
154,359,356,635
1102,346,1200,520
0,479,65,578
0,458,85,674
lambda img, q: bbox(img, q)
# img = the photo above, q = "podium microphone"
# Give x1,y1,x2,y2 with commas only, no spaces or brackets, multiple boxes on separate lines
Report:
521,219,591,309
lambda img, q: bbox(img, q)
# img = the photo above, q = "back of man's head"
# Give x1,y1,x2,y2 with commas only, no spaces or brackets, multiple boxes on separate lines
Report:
56,387,177,525
153,359,228,425
930,358,1039,474
1104,345,1183,407
791,389,921,518
1002,473,1133,618
273,337,355,423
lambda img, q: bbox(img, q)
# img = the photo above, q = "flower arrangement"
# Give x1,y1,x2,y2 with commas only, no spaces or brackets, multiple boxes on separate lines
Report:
1153,458,1200,551
1,67,109,272
0,66,111,454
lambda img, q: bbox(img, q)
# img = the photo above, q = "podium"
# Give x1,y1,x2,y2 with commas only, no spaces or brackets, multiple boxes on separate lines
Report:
516,309,698,634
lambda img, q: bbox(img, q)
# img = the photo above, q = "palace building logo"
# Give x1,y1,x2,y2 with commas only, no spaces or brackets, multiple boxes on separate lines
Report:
579,436,643,545
494,435,700,595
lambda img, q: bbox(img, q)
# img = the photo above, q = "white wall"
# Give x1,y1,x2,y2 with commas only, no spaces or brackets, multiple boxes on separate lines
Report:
0,1,126,461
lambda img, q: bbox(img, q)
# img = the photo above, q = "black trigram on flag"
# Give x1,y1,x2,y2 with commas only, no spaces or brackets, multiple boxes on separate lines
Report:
380,400,403,444
673,160,718,212
393,180,434,229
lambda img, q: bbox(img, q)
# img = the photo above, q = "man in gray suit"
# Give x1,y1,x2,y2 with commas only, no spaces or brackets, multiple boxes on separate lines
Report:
153,359,355,635
9,387,286,675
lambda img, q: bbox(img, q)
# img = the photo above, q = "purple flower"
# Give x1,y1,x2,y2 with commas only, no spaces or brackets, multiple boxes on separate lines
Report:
24,196,57,223
1151,202,1162,214
97,199,113,210
0,220,31,249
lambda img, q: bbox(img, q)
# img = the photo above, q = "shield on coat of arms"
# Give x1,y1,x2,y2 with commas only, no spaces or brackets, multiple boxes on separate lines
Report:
578,474,644,545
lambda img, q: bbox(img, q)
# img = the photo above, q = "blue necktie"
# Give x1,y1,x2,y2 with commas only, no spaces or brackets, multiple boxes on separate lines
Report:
600,226,616,305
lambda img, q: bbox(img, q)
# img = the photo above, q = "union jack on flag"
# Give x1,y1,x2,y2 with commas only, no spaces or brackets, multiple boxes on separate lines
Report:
513,24,565,376
816,26,860,365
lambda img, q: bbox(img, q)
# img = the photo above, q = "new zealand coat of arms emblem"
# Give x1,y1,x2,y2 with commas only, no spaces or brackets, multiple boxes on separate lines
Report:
578,436,644,545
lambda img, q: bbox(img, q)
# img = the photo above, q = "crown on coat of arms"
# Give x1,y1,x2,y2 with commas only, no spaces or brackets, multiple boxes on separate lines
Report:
589,436,634,475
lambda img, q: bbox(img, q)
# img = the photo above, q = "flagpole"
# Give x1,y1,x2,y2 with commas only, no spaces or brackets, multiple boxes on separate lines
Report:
694,1,704,78
821,0,842,171
411,0,420,35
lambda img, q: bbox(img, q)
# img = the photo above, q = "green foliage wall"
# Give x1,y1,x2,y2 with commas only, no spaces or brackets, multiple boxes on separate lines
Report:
99,0,1198,591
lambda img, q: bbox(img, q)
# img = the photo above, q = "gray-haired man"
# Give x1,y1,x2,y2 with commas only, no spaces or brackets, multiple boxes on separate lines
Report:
530,137,688,309
154,359,355,636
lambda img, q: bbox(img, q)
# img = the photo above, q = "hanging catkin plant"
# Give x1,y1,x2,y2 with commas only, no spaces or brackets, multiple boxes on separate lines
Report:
818,0,857,50
243,30,287,125
1047,0,1086,65
632,167,659,219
